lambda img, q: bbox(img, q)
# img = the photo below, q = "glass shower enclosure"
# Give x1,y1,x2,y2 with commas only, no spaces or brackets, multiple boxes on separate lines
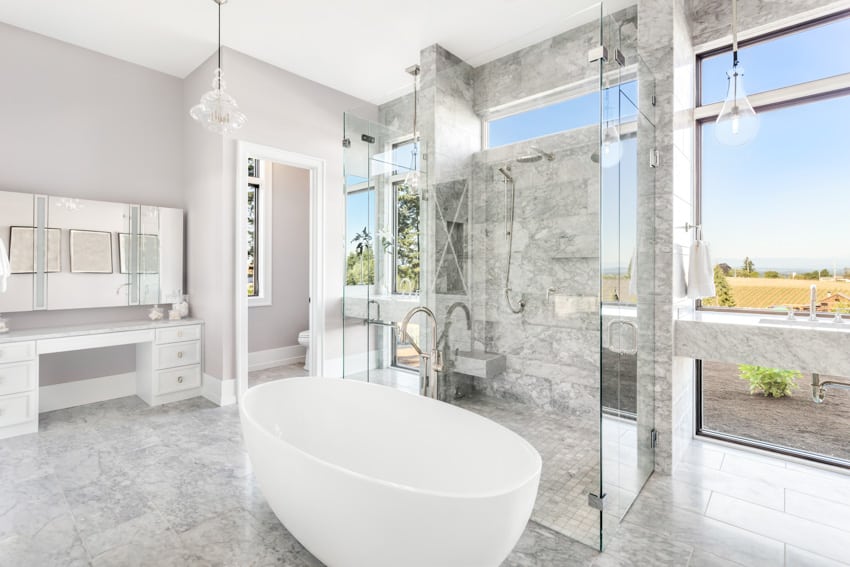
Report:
342,2,656,550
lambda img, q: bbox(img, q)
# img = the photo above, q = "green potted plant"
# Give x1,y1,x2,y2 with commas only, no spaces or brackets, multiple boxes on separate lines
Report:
738,365,801,398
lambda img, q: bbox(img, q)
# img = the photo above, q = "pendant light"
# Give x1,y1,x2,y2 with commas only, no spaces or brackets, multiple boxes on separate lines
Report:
402,64,421,194
190,0,246,135
715,0,758,145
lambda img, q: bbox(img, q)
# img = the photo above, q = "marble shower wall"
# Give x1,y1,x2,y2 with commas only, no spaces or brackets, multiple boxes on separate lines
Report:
468,130,600,416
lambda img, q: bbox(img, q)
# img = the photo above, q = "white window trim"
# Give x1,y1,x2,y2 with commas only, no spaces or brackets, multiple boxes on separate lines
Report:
248,160,273,307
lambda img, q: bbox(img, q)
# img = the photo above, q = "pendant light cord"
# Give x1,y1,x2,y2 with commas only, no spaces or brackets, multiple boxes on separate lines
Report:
732,0,739,67
218,0,222,71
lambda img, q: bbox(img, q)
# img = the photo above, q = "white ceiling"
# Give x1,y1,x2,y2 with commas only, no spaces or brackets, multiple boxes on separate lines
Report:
0,0,632,104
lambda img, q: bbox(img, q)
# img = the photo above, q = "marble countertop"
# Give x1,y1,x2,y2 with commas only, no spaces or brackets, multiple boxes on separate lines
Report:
0,317,203,344
677,310,850,334
675,311,850,376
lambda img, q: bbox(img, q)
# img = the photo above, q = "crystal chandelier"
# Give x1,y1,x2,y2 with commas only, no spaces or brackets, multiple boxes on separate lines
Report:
190,0,246,134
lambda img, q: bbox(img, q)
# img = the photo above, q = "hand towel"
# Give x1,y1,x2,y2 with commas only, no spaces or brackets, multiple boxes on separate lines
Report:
0,238,10,294
687,239,715,299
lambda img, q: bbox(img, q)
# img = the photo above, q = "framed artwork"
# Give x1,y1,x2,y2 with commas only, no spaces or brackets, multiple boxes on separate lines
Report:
8,226,61,274
69,230,113,273
118,233,160,274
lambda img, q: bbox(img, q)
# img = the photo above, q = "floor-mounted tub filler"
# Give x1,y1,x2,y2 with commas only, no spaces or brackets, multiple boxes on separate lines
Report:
240,377,542,567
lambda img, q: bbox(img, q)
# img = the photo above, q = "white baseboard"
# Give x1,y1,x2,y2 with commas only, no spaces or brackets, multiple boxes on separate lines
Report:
248,345,306,372
39,372,137,413
202,373,237,407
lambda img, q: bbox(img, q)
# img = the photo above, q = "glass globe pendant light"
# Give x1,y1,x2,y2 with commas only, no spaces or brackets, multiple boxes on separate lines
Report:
715,0,758,145
190,0,246,134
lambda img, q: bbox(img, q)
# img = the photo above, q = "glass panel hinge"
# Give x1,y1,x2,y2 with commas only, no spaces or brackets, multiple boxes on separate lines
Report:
342,138,351,148
588,492,607,511
588,45,608,63
651,428,658,448
649,149,660,168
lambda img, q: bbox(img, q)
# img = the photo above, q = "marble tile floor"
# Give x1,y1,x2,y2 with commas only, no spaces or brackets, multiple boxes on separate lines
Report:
1,391,849,566
456,395,642,548
248,363,309,387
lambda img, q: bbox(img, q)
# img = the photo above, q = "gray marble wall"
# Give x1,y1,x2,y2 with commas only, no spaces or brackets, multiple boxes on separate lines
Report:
469,129,601,416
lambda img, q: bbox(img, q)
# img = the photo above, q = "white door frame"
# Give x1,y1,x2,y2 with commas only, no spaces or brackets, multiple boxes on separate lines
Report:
234,141,326,402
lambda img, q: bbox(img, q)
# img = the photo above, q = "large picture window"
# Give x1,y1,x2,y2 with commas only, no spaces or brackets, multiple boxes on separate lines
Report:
697,11,850,317
695,11,850,468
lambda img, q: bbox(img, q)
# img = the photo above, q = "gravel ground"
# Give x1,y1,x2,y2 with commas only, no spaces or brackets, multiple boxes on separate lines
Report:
702,360,850,463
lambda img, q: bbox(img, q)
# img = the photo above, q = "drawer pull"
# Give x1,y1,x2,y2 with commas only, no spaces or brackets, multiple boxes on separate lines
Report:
177,331,184,337
177,352,183,359
177,376,184,384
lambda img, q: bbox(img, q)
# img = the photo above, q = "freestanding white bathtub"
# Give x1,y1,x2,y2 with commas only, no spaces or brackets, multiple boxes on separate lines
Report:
240,377,541,567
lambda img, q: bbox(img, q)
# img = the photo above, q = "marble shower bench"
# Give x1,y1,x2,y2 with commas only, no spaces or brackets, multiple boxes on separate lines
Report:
0,318,204,439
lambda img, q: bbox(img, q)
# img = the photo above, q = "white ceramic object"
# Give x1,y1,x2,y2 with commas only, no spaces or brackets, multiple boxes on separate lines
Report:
240,377,541,567
297,330,310,371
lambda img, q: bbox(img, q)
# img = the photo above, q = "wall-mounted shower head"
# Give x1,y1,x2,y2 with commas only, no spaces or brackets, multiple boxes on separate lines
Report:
497,166,514,182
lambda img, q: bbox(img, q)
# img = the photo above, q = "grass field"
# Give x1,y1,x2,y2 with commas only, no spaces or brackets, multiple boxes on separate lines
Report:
704,277,850,310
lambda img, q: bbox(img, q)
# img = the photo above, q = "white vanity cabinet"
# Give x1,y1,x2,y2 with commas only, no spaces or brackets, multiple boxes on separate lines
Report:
0,342,38,438
0,319,204,440
136,323,204,406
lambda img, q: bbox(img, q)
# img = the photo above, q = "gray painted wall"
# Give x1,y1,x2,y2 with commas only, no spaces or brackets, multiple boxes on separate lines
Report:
248,163,310,353
0,22,185,382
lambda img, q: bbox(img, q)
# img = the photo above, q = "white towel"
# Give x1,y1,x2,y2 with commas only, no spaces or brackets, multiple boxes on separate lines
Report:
0,238,10,294
687,240,716,299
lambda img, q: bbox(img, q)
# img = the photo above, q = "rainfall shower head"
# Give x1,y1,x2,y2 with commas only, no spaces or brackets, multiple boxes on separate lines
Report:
529,146,555,161
516,154,542,163
497,166,514,182
516,146,555,163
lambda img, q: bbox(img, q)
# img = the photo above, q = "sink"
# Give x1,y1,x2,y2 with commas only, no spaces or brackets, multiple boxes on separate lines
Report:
453,351,507,379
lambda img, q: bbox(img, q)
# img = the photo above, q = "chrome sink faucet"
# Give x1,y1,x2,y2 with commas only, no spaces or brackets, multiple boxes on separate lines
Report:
400,306,443,399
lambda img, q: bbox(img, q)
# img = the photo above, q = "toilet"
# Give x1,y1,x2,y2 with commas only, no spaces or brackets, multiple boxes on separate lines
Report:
298,330,311,372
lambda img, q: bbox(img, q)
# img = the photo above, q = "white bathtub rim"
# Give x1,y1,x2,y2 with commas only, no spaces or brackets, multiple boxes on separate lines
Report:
241,376,543,501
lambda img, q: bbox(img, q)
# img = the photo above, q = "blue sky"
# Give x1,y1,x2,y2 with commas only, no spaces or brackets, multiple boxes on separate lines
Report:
702,17,850,272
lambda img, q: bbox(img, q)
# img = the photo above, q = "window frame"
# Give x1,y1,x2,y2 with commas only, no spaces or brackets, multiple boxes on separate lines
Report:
481,69,638,150
248,158,274,308
694,9,850,317
695,10,850,470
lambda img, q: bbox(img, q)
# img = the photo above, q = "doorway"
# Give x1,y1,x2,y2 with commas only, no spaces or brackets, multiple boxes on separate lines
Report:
234,142,326,402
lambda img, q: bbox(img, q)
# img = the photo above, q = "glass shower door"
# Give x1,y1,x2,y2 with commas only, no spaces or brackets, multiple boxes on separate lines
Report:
599,11,657,545
342,111,424,388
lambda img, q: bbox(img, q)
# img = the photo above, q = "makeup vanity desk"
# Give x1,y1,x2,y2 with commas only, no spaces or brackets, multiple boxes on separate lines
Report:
0,318,204,440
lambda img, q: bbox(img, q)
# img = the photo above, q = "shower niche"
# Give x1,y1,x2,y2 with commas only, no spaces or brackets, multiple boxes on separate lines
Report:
343,2,656,552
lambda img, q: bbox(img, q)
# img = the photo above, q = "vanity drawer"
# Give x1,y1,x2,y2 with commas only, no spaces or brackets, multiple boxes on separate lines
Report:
0,362,36,396
0,392,35,428
155,341,201,369
156,365,201,395
0,342,36,364
156,325,201,345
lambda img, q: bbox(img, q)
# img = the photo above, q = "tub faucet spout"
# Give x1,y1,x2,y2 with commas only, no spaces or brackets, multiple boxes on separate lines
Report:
400,306,443,399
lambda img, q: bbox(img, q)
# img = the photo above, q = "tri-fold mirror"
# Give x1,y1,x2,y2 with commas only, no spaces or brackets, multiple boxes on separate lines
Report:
0,191,184,313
